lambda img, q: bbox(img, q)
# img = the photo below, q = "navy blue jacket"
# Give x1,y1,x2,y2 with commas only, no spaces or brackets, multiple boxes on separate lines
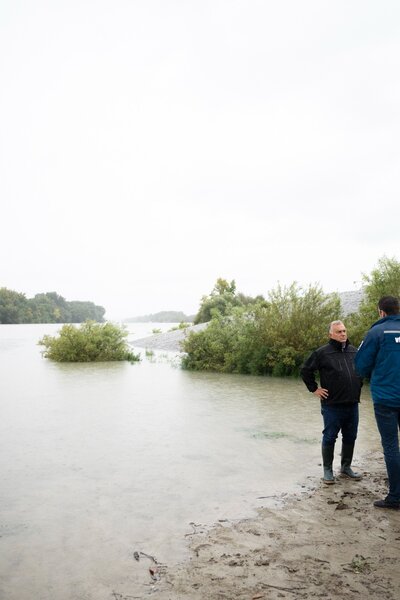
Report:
355,315,400,406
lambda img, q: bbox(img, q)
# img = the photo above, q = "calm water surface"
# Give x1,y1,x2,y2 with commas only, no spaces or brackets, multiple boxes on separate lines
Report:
0,324,380,599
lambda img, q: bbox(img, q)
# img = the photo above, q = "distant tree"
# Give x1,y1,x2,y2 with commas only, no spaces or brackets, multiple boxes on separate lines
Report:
68,301,105,323
29,292,72,323
39,321,140,362
0,287,105,324
193,278,265,324
212,278,236,296
126,311,193,323
0,288,31,323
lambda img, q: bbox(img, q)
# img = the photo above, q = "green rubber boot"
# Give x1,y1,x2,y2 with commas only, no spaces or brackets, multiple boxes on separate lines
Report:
322,444,335,485
340,443,362,480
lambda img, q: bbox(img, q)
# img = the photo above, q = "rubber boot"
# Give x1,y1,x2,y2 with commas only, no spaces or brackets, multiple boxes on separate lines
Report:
322,444,335,485
340,443,362,480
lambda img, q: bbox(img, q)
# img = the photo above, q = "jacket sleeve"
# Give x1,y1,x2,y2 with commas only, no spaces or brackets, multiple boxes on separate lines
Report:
300,351,319,392
354,331,379,379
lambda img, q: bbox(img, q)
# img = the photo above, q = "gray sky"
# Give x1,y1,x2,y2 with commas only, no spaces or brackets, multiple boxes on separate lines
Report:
1,1,399,319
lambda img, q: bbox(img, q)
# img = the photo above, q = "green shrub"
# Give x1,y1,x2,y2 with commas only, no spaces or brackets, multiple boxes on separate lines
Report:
193,278,263,324
169,322,191,331
39,321,140,363
182,283,341,376
347,256,400,346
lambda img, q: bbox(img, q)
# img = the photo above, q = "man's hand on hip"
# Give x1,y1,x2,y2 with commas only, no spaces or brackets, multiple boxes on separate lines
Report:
313,387,329,400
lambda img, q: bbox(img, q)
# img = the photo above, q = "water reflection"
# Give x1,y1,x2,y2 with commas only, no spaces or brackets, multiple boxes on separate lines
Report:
0,324,380,600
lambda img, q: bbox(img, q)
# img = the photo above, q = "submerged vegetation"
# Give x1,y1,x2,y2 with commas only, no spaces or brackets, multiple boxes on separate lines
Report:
169,322,191,331
39,321,140,363
182,256,400,377
183,282,340,376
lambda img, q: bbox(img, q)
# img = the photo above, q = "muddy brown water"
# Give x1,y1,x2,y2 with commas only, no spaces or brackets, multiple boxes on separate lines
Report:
0,324,380,599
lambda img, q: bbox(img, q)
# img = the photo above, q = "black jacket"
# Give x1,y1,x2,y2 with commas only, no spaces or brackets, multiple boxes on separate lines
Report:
301,339,362,405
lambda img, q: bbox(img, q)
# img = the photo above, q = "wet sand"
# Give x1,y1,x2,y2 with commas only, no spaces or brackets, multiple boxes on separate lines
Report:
126,329,400,599
128,450,400,600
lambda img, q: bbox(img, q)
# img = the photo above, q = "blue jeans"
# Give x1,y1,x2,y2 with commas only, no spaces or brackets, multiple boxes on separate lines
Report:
321,403,359,447
374,404,400,503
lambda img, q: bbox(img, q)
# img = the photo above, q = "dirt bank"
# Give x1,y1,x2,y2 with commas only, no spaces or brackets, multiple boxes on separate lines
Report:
129,450,400,600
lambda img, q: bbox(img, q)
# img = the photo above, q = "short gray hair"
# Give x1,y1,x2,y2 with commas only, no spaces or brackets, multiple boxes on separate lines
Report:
329,320,344,333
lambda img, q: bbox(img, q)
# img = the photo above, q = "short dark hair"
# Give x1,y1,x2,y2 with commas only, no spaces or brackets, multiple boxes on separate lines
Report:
378,296,400,315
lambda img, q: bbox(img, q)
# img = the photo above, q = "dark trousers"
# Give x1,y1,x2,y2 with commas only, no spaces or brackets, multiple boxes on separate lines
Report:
321,403,359,447
374,403,400,503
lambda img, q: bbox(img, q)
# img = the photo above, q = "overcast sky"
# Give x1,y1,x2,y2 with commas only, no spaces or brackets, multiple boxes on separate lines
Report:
1,1,399,319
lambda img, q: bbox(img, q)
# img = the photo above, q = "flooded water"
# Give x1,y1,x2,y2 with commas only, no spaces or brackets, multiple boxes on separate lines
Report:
0,324,381,600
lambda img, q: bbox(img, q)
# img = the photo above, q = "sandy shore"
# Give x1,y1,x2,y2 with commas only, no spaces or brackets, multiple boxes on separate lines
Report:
125,328,400,599
128,450,400,600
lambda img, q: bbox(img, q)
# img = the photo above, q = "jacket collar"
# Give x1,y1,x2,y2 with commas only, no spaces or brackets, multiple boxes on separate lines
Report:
329,338,349,351
370,314,400,329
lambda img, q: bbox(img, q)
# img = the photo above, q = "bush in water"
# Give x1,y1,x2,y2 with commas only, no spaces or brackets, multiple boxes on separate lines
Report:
39,321,140,363
182,283,341,376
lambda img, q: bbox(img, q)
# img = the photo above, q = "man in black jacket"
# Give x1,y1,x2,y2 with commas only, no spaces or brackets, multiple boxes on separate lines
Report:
301,321,363,484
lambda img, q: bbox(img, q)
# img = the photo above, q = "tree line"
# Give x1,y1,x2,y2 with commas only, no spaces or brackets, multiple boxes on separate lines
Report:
182,256,400,377
0,288,105,324
126,310,195,323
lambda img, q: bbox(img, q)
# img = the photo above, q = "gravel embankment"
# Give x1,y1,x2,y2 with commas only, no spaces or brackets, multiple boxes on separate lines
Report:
130,322,208,352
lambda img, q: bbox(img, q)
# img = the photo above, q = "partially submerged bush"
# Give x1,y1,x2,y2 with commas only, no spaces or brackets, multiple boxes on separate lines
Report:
39,321,140,363
169,322,191,331
182,283,341,376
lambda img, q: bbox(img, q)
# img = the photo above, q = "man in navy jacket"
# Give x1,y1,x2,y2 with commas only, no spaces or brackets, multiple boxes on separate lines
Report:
355,296,400,510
